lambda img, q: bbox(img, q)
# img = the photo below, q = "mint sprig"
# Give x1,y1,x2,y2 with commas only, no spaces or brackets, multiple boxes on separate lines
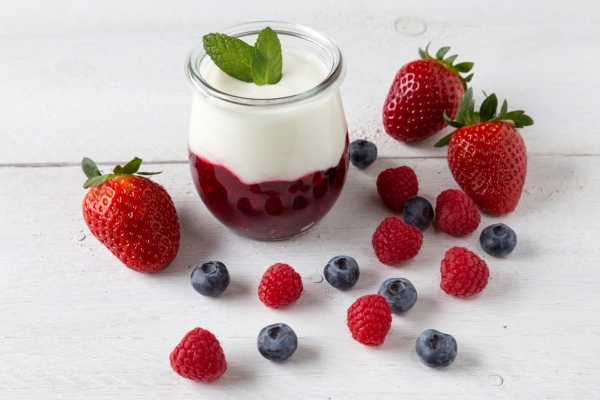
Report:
203,33,254,82
203,27,283,86
251,27,282,85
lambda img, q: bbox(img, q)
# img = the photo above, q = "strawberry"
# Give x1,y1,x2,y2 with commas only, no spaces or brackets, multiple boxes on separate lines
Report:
382,44,474,142
435,88,534,215
81,157,180,272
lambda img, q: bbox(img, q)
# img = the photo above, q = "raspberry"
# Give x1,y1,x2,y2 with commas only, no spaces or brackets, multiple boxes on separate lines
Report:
440,247,490,297
258,263,303,308
170,327,227,382
435,189,480,237
347,294,392,346
372,216,423,265
376,166,418,212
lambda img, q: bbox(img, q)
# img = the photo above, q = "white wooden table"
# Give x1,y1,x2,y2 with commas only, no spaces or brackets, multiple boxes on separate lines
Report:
2,1,599,398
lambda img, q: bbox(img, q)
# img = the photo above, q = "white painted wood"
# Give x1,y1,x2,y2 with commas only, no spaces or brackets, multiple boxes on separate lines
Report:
1,156,599,398
2,1,600,398
1,0,600,165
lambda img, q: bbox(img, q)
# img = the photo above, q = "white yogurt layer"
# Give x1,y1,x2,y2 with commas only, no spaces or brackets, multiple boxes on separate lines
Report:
189,46,347,185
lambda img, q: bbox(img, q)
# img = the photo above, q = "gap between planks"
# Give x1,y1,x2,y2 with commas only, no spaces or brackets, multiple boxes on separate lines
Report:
1,153,600,169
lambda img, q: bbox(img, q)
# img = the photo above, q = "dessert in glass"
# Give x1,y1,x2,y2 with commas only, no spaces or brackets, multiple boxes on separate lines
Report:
184,21,348,240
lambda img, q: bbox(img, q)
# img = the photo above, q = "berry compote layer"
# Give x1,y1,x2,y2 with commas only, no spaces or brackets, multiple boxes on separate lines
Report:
190,137,349,239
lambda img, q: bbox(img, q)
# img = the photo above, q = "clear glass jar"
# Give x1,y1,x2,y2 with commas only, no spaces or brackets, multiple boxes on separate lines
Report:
185,21,348,240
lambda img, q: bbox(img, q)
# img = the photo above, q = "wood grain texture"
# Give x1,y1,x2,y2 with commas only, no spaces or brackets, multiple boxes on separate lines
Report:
1,0,599,165
1,156,599,398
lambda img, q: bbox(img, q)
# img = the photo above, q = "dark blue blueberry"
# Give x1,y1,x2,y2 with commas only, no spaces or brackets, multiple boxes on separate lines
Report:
403,196,434,231
190,261,230,297
324,256,360,290
415,329,457,368
378,278,418,314
257,323,298,361
480,223,517,257
349,139,378,169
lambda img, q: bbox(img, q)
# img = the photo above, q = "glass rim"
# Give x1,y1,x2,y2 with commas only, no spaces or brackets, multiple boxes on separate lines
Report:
184,21,346,108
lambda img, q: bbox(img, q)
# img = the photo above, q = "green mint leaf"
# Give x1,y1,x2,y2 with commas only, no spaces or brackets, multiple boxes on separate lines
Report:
121,157,142,175
479,93,498,122
82,157,101,178
251,27,282,85
203,33,253,82
83,174,112,189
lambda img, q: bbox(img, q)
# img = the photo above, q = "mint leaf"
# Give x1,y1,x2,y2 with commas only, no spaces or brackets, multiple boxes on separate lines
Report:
203,33,253,82
251,27,282,85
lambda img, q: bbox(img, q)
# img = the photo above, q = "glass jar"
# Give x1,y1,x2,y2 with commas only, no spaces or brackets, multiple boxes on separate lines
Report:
184,21,348,240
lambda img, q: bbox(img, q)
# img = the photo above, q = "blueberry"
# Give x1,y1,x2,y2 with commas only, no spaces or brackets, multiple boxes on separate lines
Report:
378,278,417,314
257,323,298,361
350,139,378,169
415,329,457,368
190,261,230,297
403,196,434,231
480,223,517,257
324,256,360,289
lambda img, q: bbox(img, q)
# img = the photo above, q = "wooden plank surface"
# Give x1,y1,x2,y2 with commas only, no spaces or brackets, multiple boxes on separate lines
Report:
1,156,599,398
1,0,599,165
2,0,600,398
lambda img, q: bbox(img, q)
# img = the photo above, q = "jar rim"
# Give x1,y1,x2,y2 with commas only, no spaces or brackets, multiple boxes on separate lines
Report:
184,21,346,108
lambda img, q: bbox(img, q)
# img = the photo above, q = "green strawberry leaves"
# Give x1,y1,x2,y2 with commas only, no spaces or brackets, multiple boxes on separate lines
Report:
419,43,474,90
203,27,283,86
82,157,162,189
434,88,534,147
82,157,101,178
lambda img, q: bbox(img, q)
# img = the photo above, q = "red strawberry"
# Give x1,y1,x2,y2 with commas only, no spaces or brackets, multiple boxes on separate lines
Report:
383,44,474,142
81,157,180,273
435,89,534,215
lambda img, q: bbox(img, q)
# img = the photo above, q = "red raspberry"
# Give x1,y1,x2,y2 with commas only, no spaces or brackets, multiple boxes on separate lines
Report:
347,294,392,346
435,189,480,237
376,166,418,212
170,327,227,382
372,216,423,265
440,247,490,297
258,263,303,308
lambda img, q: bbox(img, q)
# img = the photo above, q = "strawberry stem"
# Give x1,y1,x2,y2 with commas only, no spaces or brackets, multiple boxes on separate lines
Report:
82,157,162,189
434,88,534,148
419,43,474,90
